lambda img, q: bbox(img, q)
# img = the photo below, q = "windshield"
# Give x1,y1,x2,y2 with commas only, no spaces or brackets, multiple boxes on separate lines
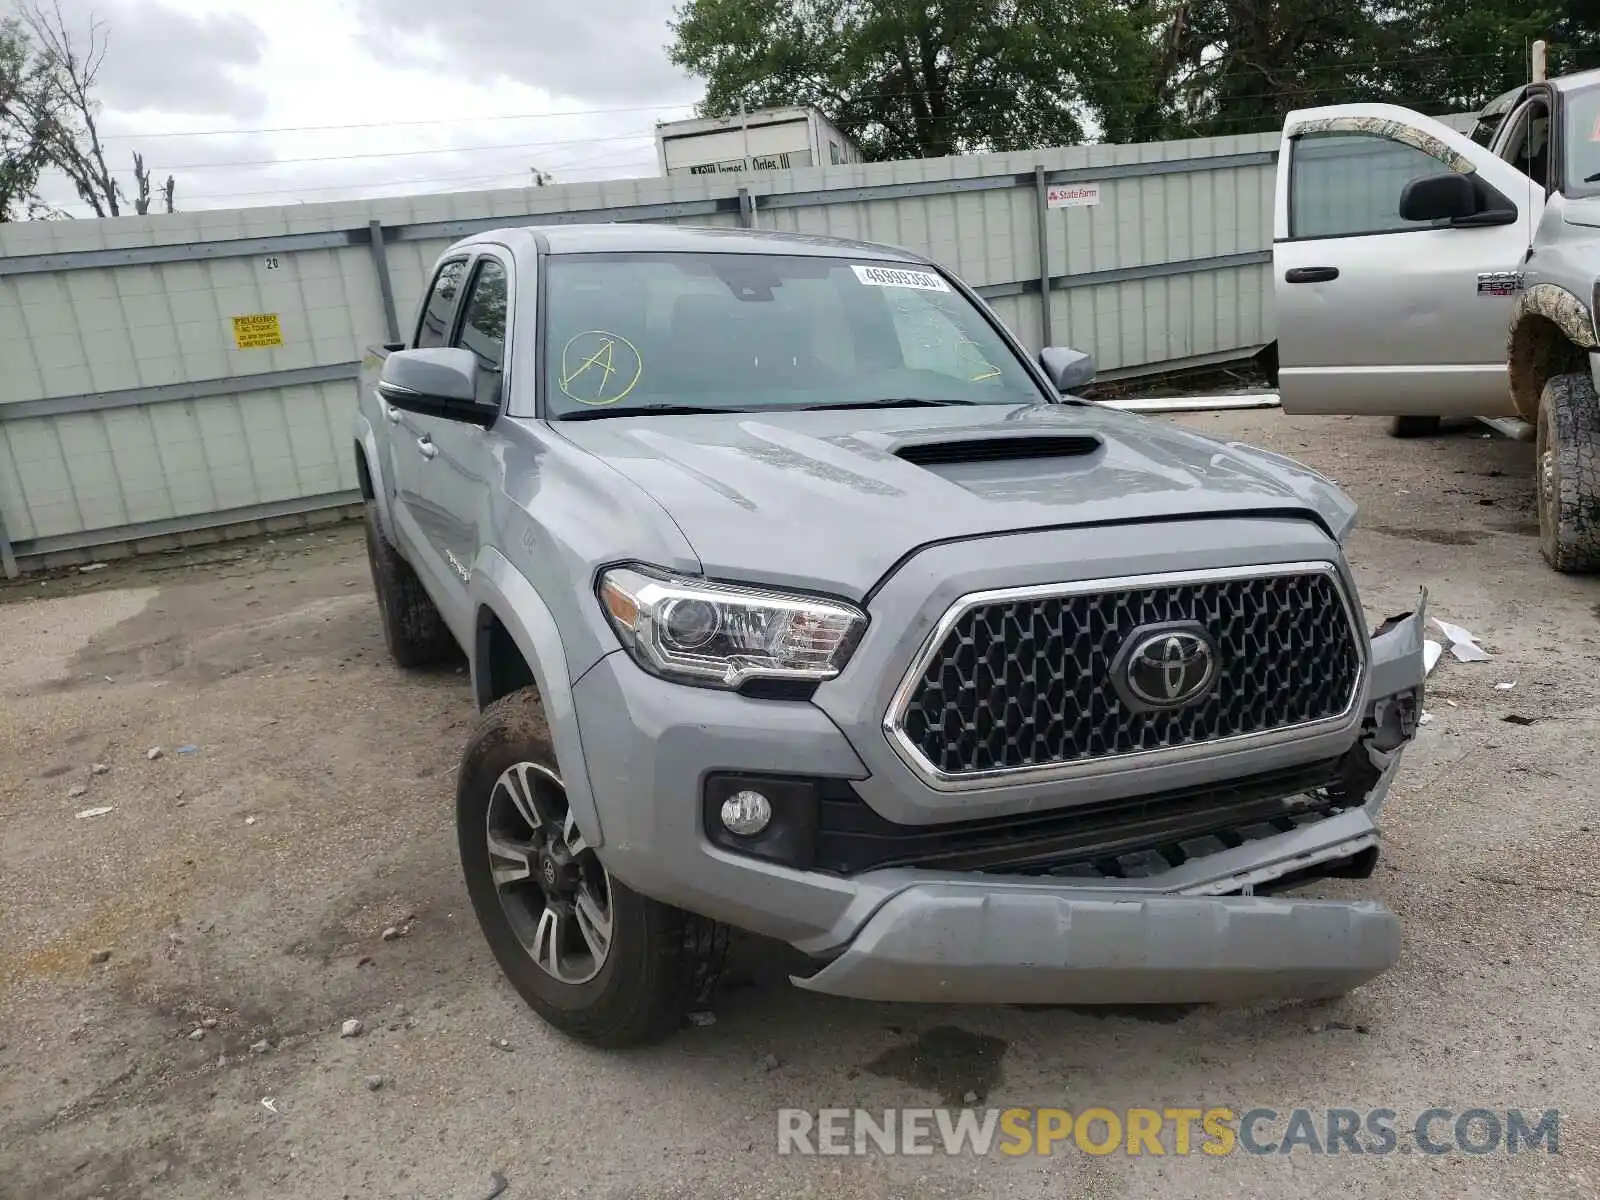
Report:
540,251,1048,419
1564,81,1600,194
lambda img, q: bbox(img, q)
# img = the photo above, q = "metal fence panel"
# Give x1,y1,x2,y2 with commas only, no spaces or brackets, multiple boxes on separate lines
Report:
0,120,1473,571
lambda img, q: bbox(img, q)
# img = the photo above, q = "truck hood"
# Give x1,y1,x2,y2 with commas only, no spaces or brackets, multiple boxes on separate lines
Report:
553,402,1352,599
1562,196,1600,229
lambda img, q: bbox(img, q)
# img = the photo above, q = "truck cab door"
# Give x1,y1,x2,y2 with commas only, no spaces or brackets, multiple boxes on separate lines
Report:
409,249,514,637
389,255,470,593
1272,103,1540,417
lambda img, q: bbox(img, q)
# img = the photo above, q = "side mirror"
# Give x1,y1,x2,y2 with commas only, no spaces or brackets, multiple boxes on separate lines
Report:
1039,346,1096,392
1398,171,1477,222
377,347,496,427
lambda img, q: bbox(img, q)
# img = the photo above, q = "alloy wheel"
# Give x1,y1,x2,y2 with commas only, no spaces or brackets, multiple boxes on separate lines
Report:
484,762,613,985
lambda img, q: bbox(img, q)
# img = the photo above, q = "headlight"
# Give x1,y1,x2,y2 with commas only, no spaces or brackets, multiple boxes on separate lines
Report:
597,566,868,689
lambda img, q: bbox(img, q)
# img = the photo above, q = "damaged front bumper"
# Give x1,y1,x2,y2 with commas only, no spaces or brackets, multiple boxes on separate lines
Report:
792,594,1429,1006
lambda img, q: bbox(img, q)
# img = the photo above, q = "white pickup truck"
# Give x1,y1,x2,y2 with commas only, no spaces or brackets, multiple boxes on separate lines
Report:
1267,69,1600,572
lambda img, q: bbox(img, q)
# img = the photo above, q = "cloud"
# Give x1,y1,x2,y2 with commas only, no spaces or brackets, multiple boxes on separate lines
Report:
354,0,697,106
48,0,269,118
22,0,685,214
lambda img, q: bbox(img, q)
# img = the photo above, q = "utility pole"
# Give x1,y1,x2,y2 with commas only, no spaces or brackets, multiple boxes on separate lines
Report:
1533,40,1547,82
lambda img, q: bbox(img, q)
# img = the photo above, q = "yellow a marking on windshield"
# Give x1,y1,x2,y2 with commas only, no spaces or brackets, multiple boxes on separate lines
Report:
564,339,616,389
559,330,643,405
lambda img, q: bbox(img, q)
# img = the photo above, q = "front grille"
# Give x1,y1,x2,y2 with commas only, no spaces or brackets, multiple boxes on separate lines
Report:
891,566,1363,781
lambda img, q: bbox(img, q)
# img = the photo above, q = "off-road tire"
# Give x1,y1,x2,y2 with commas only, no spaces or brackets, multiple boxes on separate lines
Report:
1388,415,1442,438
456,688,730,1048
362,500,456,667
1535,371,1600,574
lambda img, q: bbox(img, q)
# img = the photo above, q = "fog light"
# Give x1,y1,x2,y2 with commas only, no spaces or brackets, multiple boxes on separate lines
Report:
719,790,772,836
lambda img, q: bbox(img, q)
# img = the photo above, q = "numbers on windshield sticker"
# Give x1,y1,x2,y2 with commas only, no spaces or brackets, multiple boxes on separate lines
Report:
851,264,950,292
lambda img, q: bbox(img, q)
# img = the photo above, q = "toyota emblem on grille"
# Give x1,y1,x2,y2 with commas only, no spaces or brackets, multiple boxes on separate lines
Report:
1122,628,1217,708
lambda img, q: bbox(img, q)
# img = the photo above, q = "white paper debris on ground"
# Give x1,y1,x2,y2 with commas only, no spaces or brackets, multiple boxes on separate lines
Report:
75,806,114,819
1495,681,1516,690
260,1097,278,1114
1423,640,1444,675
1419,712,1433,726
1432,618,1491,662
1446,699,1460,707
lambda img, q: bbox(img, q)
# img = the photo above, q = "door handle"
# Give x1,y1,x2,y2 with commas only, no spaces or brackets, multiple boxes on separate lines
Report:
385,405,401,423
1285,266,1339,283
416,436,438,460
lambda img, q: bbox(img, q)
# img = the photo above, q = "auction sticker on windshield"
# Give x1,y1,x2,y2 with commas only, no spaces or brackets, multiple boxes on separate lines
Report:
851,264,950,292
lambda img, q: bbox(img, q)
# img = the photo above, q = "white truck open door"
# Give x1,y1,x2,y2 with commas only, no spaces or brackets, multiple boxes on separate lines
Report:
1272,103,1542,418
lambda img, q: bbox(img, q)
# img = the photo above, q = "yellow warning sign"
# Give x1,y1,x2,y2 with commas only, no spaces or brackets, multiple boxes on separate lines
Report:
231,313,283,349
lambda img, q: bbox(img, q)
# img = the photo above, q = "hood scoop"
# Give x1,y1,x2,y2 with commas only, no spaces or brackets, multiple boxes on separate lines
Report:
893,433,1104,468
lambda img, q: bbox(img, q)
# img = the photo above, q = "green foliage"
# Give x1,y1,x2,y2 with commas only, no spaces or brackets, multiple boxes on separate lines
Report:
667,0,1600,158
668,0,1142,159
0,17,52,221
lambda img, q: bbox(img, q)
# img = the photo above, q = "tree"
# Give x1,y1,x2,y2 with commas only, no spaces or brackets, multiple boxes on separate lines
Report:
1122,1,1396,138
0,16,53,220
667,0,1147,160
669,0,1600,160
1371,1,1600,116
0,2,177,220
131,150,176,215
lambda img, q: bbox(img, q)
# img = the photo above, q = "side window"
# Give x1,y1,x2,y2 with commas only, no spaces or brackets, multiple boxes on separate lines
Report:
1290,132,1456,238
1499,101,1550,189
451,257,509,408
1471,87,1523,149
1470,115,1502,148
415,259,467,348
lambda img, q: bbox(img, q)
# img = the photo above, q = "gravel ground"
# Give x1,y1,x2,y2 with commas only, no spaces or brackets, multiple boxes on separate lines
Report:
1,411,1597,1200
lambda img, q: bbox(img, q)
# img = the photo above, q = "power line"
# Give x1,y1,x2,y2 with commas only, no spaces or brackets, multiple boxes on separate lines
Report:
161,147,653,203
80,48,1517,147
41,71,1498,178
28,49,1524,206
93,101,702,143
36,130,662,175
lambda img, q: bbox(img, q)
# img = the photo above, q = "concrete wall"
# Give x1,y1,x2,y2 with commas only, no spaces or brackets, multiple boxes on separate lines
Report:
1,119,1464,573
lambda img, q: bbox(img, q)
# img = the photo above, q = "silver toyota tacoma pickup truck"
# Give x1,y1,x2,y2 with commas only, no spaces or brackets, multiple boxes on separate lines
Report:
354,223,1428,1047
1268,68,1600,572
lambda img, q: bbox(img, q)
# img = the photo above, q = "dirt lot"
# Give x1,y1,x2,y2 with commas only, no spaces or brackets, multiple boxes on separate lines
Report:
2,411,1597,1200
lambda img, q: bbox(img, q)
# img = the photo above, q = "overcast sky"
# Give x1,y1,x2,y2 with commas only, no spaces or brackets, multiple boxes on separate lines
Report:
26,0,703,215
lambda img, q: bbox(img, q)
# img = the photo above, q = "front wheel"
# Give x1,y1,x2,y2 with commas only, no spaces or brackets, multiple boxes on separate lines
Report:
1536,372,1600,574
456,689,729,1048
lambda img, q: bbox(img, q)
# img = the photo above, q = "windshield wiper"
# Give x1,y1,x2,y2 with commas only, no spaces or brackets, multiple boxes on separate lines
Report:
800,397,982,411
557,404,734,422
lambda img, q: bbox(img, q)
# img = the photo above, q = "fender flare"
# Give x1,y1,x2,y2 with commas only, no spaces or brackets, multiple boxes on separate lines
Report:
1508,285,1597,421
352,412,399,544
469,547,606,850
1510,283,1598,352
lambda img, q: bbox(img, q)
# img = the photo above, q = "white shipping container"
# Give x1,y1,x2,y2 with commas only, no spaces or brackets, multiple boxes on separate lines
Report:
655,106,865,176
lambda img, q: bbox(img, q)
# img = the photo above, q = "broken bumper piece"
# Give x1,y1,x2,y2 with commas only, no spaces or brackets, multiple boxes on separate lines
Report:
792,593,1427,1007
793,887,1400,1005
